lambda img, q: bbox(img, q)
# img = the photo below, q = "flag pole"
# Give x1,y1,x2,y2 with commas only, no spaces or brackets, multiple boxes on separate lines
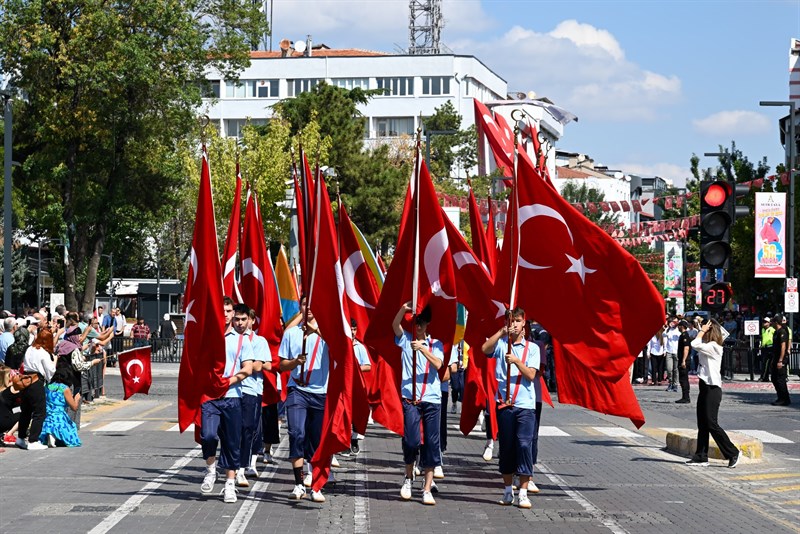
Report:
411,127,422,402
505,111,522,403
297,144,309,380
303,156,324,384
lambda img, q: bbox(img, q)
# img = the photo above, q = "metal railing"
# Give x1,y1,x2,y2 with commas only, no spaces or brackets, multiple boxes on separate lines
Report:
721,340,800,378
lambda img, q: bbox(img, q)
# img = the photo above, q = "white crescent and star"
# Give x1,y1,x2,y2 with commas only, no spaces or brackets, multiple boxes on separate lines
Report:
126,359,144,383
517,203,595,285
423,228,455,300
342,251,374,309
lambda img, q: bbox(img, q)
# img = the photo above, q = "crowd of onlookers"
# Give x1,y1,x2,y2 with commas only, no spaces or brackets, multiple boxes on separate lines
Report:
0,305,114,450
636,311,794,406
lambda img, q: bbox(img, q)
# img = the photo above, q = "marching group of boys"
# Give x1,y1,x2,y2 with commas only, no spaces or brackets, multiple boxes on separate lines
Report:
199,293,545,509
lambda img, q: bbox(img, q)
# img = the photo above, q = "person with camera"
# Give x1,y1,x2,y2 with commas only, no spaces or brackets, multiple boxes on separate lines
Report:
685,319,740,468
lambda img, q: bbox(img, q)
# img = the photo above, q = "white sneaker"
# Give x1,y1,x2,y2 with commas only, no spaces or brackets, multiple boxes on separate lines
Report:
518,494,532,509
331,455,340,468
483,441,493,462
479,412,486,432
235,469,249,488
222,482,237,503
303,472,312,488
529,482,540,494
262,453,274,465
310,490,326,503
290,484,306,500
499,489,514,506
26,441,48,451
201,470,217,494
47,435,56,448
422,490,436,505
450,403,457,414
430,480,439,493
512,475,519,490
245,466,259,478
433,465,444,479
413,465,421,477
400,477,412,500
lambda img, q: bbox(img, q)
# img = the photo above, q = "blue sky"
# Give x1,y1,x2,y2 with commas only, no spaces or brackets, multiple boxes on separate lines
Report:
272,0,800,187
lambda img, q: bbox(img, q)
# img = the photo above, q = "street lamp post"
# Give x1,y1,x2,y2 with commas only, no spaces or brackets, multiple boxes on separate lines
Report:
759,101,796,333
2,89,12,312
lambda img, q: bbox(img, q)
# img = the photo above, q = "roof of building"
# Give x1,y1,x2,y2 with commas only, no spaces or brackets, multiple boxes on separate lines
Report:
556,166,593,179
250,48,389,59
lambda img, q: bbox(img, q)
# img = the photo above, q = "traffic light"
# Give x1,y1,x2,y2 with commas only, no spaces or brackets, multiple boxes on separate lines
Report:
699,180,733,269
701,281,733,312
699,180,750,269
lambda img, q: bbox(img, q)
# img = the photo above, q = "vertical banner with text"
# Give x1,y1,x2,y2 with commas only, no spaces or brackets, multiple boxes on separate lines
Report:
754,192,786,278
664,241,683,298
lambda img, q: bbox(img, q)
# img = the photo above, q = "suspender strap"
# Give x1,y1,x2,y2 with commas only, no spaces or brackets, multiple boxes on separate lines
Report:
497,341,528,406
226,334,245,378
304,336,322,385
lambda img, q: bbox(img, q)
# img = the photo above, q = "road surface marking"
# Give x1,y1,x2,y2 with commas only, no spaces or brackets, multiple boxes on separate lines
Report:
732,430,793,443
93,421,144,432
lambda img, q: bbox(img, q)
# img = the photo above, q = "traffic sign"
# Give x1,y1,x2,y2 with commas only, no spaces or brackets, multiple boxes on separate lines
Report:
788,277,798,292
743,320,759,336
786,291,799,313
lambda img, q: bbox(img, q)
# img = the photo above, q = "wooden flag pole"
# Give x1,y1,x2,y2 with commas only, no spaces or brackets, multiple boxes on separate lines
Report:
411,127,422,403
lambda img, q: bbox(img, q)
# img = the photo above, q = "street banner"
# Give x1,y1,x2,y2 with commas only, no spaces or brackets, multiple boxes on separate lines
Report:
695,270,701,306
664,242,683,298
755,192,786,278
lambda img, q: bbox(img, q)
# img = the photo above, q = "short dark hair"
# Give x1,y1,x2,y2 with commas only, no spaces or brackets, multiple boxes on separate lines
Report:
507,307,526,320
223,296,235,307
415,305,432,325
233,303,250,316
248,308,257,320
350,318,358,328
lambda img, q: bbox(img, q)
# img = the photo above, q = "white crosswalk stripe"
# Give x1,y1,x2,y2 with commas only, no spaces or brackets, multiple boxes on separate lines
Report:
592,427,644,439
167,423,194,432
733,430,794,444
93,421,145,432
538,425,571,436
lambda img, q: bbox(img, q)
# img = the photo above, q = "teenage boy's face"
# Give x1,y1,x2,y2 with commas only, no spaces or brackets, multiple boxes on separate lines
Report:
224,304,234,326
233,312,249,334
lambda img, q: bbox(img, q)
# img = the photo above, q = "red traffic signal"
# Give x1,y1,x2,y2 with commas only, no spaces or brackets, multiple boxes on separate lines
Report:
702,182,729,207
702,281,733,312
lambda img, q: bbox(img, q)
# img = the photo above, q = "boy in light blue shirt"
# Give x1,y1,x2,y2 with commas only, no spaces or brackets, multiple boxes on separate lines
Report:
393,302,443,506
482,307,541,510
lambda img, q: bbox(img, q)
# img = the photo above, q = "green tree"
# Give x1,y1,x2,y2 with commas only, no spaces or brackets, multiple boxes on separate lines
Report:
559,181,618,226
422,101,477,180
0,0,268,312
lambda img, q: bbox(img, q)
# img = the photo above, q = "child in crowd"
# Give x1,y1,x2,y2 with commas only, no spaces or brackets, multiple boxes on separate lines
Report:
40,366,82,447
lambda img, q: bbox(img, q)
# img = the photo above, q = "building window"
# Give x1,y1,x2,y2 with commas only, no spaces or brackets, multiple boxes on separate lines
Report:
421,76,450,95
287,78,319,97
331,78,369,90
377,77,414,96
375,117,414,137
201,80,221,99
256,80,279,98
225,118,269,138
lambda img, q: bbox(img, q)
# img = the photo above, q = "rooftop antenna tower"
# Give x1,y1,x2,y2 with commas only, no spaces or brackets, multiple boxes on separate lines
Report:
408,0,443,55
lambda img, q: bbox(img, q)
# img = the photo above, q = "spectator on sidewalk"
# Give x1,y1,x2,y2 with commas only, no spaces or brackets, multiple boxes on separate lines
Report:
18,328,56,450
131,317,151,348
675,320,692,404
759,317,774,382
664,317,680,393
0,316,17,362
159,313,178,359
648,327,666,386
39,366,81,447
770,315,792,407
0,364,22,444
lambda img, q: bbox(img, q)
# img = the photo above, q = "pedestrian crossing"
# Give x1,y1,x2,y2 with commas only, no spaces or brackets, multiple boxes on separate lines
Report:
84,420,797,444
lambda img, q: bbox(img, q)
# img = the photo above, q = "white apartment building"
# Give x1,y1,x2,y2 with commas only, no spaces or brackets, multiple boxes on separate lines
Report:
201,46,572,179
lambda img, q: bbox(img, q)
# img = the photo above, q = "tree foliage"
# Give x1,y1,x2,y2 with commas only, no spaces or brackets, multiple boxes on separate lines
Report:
0,0,267,311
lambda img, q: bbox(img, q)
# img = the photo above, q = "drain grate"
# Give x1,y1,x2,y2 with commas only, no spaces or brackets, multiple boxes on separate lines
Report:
523,509,670,524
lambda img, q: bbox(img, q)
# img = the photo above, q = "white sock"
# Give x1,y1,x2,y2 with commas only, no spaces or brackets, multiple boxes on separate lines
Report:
225,478,235,486
250,454,258,468
504,485,513,494
207,461,217,473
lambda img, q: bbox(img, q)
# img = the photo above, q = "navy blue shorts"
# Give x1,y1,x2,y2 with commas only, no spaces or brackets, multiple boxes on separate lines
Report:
240,393,263,463
497,404,535,476
285,387,326,461
200,396,243,471
402,400,441,468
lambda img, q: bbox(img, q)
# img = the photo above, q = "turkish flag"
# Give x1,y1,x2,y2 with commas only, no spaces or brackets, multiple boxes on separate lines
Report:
338,201,380,336
553,341,645,428
221,164,243,302
467,186,495,281
309,170,357,491
177,146,228,432
364,156,457,435
474,99,513,181
118,347,152,400
298,147,316,290
514,154,664,383
292,171,307,294
485,197,498,268
239,186,282,352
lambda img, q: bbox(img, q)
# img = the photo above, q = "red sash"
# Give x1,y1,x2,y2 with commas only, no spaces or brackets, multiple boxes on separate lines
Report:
497,341,529,408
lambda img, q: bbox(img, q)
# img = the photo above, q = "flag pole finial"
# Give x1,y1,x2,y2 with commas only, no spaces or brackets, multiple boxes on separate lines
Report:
199,115,211,145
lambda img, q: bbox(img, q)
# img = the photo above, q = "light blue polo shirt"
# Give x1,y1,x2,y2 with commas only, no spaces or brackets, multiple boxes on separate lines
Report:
489,338,540,410
279,325,329,395
396,332,443,404
241,331,269,397
353,340,371,367
224,330,254,399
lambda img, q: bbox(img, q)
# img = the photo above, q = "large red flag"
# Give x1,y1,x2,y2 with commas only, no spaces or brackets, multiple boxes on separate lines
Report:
299,147,316,290
515,155,664,382
474,99,513,180
364,156,457,435
467,186,494,281
309,171,357,491
239,186,282,350
552,341,645,428
118,346,152,400
292,169,307,294
177,146,228,432
221,164,243,301
338,200,380,336
485,196,498,268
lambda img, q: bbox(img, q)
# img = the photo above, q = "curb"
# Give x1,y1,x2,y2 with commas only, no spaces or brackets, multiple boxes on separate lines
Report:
665,429,763,461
